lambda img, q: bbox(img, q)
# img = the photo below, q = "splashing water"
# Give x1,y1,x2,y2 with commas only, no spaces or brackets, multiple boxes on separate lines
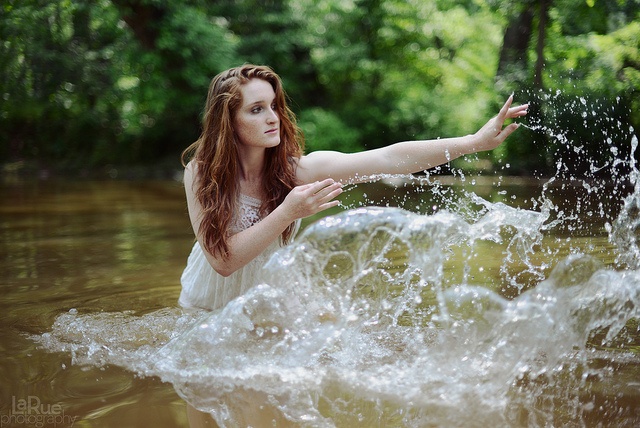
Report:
33,92,640,427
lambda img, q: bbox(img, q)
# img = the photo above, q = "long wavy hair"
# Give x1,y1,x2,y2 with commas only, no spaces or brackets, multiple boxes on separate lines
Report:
181,64,304,259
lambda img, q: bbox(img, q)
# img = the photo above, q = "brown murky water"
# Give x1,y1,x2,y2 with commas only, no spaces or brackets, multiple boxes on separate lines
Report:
1,177,638,427
1,179,195,427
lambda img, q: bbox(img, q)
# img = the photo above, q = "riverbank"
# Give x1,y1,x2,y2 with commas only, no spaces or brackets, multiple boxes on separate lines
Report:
1,158,184,182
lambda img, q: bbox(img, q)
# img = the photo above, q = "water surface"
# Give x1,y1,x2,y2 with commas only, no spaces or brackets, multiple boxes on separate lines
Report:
1,180,194,427
2,174,639,427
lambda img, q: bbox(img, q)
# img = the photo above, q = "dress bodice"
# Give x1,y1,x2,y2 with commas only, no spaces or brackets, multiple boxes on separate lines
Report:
179,194,299,311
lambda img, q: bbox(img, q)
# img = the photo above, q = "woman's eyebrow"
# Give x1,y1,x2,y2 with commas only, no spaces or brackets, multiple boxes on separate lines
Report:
246,97,274,107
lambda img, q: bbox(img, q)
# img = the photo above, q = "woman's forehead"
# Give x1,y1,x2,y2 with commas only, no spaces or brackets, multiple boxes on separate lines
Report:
239,78,275,105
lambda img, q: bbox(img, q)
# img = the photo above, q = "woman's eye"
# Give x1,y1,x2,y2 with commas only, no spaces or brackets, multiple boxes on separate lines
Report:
251,107,262,114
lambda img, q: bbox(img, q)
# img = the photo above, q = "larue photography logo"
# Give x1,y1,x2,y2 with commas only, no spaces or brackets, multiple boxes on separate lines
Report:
1,396,77,427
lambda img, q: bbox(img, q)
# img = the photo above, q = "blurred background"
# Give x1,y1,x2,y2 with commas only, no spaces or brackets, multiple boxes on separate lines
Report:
1,0,639,178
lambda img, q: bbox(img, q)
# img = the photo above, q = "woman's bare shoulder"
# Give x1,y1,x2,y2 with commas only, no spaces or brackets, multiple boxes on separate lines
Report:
183,160,199,190
184,159,197,173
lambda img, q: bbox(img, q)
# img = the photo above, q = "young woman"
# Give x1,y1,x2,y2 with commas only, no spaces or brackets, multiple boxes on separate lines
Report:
179,64,528,311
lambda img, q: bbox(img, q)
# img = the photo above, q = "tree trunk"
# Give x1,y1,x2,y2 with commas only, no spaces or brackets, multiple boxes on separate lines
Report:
496,3,535,83
109,0,164,50
534,0,551,88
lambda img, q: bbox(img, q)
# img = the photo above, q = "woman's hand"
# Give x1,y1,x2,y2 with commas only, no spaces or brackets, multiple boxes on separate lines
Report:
470,95,528,152
281,179,343,221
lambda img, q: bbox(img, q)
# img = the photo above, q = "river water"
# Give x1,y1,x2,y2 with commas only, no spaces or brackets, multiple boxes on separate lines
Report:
2,160,640,427
1,179,196,427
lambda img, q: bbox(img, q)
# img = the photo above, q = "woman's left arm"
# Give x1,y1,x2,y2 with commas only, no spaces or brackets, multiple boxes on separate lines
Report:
296,95,528,184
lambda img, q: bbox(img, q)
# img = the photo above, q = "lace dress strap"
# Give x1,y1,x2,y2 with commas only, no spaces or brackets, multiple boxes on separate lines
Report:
232,194,262,234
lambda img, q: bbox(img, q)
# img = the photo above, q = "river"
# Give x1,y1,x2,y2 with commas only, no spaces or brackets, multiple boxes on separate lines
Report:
1,172,639,427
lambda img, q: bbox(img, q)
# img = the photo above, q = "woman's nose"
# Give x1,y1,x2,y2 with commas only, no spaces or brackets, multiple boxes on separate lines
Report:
267,108,278,123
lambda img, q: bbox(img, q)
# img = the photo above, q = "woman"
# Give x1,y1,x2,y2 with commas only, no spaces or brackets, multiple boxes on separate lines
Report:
179,64,528,311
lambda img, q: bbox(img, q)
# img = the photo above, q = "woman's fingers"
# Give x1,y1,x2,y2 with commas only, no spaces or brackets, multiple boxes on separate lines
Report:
474,96,528,150
508,103,529,118
493,97,528,137
313,182,343,209
319,198,341,210
319,185,343,210
497,95,529,123
498,95,529,121
307,179,342,199
497,122,521,143
313,178,340,191
292,179,343,214
321,185,343,205
497,94,514,123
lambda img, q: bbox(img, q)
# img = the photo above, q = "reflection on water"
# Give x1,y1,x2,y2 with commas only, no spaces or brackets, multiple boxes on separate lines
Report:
0,179,195,427
2,171,639,427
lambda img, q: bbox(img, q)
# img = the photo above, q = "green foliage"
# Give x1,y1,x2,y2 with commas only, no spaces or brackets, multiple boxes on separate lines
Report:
204,0,324,111
117,2,238,162
296,0,504,150
0,0,239,168
0,0,638,175
0,0,129,166
298,108,363,153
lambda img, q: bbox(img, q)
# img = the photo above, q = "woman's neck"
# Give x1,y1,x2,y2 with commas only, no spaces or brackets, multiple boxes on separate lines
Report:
238,144,265,171
237,147,267,198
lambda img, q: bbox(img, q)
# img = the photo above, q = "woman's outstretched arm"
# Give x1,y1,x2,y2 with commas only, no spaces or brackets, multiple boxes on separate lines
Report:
296,95,528,184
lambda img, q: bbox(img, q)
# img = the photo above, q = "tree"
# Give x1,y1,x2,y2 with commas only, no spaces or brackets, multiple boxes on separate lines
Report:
297,0,506,155
1,0,637,174
109,0,238,161
0,0,239,167
0,0,130,165
493,0,640,175
496,1,535,90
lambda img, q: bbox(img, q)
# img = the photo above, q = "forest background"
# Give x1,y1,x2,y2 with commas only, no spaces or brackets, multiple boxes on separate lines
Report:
1,0,639,177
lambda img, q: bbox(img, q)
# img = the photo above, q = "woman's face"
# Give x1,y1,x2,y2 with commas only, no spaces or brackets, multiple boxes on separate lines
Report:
233,78,280,150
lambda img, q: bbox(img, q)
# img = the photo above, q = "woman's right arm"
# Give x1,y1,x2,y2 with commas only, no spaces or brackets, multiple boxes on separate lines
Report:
184,162,342,277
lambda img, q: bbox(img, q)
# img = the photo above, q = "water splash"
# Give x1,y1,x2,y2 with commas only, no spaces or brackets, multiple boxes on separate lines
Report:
609,135,640,269
33,202,640,426
518,90,636,235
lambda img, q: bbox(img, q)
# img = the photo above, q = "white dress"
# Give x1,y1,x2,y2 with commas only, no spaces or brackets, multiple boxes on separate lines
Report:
179,194,297,311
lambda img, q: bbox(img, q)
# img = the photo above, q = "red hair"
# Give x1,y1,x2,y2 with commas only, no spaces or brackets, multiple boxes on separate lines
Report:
181,65,304,258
